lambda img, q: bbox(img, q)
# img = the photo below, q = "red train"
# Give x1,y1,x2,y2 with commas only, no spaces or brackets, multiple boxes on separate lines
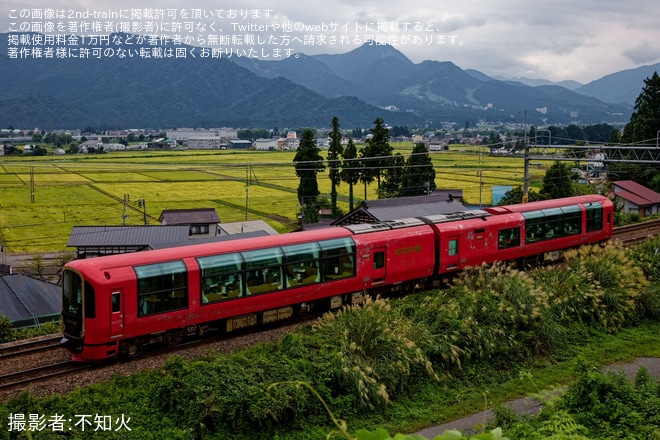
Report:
61,194,613,362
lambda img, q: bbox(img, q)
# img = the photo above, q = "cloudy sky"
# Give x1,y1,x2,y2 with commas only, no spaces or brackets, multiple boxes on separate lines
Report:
3,0,659,84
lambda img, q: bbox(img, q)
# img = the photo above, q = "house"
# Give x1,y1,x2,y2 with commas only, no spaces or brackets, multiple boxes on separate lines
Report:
612,180,660,217
327,190,467,227
0,274,61,328
217,219,279,236
228,139,253,149
67,225,192,258
159,208,221,238
254,138,279,151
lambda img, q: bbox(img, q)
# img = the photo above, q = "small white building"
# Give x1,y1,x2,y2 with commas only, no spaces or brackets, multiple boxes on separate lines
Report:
254,138,278,151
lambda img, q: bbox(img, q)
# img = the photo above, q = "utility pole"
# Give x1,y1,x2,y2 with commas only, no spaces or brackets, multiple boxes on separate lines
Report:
122,194,129,225
137,199,147,225
30,166,35,203
245,162,249,221
522,110,529,203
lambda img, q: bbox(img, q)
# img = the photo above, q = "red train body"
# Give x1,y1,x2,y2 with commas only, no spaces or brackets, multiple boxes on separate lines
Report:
61,195,613,362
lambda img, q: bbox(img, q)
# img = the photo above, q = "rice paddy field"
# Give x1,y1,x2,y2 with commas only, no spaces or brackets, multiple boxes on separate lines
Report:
0,144,546,253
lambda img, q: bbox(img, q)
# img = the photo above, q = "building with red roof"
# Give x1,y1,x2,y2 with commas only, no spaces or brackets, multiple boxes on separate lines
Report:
612,180,660,217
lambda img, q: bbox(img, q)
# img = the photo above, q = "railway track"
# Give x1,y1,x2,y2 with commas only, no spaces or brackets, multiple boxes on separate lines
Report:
0,361,92,391
0,336,62,361
612,218,660,245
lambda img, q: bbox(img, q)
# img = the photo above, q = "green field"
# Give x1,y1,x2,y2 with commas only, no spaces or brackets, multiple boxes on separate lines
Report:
0,146,545,253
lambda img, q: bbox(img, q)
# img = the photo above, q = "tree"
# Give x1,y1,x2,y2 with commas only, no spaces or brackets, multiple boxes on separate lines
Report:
340,138,360,211
327,117,343,217
293,129,325,223
621,71,660,144
43,132,56,144
361,117,393,191
566,124,587,144
378,153,405,198
486,131,504,151
497,186,542,206
540,162,574,199
402,142,436,196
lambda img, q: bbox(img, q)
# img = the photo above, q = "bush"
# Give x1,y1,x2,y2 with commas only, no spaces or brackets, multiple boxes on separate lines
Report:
0,314,13,342
545,243,648,332
312,297,438,411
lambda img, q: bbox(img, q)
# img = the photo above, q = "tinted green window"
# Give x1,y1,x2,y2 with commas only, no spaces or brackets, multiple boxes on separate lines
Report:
320,238,356,281
585,202,603,232
197,253,244,303
135,261,188,316
282,242,321,287
243,247,283,294
448,239,458,256
498,227,521,249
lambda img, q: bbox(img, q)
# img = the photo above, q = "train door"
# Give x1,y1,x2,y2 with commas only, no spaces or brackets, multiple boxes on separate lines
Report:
444,234,460,270
110,290,124,338
371,246,386,284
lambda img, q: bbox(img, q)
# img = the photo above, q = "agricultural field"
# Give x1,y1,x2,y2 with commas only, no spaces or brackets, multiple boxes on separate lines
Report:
0,146,546,253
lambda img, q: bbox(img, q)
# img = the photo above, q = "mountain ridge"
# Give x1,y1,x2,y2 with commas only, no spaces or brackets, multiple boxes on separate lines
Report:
0,33,643,129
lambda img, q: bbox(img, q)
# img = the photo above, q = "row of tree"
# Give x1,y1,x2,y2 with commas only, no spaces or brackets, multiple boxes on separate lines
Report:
293,117,436,223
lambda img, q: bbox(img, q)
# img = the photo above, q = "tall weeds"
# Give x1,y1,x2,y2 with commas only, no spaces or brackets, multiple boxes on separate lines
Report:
313,297,438,411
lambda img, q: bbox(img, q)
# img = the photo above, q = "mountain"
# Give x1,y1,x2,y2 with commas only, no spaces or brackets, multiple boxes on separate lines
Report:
0,33,635,129
0,34,419,130
237,43,632,126
574,62,660,105
492,76,583,90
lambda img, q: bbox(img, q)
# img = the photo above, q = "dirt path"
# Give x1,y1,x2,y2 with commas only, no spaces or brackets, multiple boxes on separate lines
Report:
415,357,660,438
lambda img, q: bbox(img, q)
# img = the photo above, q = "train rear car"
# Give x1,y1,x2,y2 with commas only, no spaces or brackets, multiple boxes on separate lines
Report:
485,194,613,264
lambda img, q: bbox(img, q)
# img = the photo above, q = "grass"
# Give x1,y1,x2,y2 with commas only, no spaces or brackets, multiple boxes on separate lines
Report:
0,147,546,252
371,320,660,436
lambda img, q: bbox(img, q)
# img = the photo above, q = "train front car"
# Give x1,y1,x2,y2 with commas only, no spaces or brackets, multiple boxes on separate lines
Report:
60,258,124,362
60,265,95,361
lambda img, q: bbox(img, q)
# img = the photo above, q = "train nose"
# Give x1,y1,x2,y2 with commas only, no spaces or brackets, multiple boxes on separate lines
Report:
60,336,83,354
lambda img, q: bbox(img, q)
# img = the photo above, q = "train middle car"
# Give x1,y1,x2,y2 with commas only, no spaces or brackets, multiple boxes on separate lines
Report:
61,194,613,362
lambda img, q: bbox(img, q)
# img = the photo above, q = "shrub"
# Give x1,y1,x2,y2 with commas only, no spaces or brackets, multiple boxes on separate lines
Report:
0,314,13,343
549,243,648,332
313,297,438,411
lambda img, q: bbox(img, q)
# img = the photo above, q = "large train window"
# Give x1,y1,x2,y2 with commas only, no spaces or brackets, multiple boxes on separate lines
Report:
585,202,603,232
498,227,521,249
282,242,321,287
135,261,188,317
524,204,582,243
197,253,244,303
319,237,356,281
242,247,283,295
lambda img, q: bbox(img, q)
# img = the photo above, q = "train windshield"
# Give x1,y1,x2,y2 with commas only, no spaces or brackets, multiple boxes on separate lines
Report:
62,269,96,318
63,269,83,317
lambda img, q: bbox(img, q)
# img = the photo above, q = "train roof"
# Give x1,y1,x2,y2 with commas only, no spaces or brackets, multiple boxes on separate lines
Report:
418,210,491,224
343,217,427,234
484,194,610,215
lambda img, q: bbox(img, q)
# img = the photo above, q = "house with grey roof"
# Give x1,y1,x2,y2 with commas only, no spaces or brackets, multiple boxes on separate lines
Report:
0,274,61,328
329,190,467,227
218,219,279,236
67,225,191,259
612,180,660,217
159,208,220,238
